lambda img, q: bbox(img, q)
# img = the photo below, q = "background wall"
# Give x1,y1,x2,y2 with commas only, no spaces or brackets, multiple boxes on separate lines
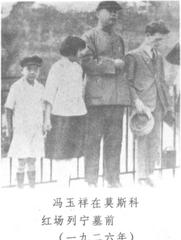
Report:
1,1,180,155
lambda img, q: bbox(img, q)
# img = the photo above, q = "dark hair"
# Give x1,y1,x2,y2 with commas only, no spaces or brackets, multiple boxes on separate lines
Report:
20,55,43,67
60,36,86,57
96,1,122,12
145,20,170,36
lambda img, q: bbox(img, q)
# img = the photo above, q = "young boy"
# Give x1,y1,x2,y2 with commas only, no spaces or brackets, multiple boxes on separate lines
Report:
5,55,44,188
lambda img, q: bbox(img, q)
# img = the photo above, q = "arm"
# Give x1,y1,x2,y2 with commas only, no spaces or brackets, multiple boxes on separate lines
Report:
160,56,173,111
5,108,13,140
43,64,59,133
44,65,59,106
43,101,52,134
125,54,152,118
125,54,139,103
4,84,16,139
81,32,120,76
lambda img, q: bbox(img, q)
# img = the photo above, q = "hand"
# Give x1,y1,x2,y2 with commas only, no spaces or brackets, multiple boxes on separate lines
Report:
143,106,152,120
135,99,146,113
6,127,13,141
114,59,125,70
43,118,52,136
135,99,152,119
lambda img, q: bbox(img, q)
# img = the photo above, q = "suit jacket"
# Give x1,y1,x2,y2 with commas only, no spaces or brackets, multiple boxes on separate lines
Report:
126,47,172,114
81,27,130,106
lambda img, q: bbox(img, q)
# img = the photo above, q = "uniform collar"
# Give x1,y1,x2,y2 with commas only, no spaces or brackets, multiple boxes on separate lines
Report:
96,24,115,35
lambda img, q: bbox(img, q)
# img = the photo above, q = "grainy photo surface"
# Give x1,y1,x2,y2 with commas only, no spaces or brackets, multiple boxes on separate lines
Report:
0,1,180,239
1,0,180,188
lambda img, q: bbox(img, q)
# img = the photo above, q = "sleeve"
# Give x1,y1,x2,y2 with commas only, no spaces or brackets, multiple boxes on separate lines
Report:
81,32,116,76
125,54,139,102
4,84,17,110
159,56,172,109
44,65,59,106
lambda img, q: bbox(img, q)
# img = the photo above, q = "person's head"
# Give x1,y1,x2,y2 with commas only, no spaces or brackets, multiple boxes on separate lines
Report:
20,55,42,83
144,20,170,49
59,36,86,62
96,1,122,29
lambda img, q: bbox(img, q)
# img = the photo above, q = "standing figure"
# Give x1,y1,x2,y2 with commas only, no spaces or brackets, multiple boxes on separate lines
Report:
5,56,44,188
126,21,172,186
81,1,130,187
43,36,87,188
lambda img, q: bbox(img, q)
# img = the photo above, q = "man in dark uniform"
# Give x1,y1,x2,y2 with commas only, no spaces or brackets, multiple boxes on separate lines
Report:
81,1,130,187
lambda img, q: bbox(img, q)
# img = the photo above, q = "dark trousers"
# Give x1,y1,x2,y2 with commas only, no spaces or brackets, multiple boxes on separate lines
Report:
136,100,162,179
84,105,124,185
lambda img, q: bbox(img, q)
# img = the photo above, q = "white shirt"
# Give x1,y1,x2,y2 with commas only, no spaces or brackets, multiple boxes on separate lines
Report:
44,57,87,116
141,43,157,59
5,77,44,132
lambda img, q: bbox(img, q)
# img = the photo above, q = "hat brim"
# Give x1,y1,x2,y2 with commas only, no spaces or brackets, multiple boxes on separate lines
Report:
130,111,155,136
21,62,42,67
96,1,122,12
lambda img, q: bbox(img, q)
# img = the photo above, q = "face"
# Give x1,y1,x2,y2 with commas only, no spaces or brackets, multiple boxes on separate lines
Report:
68,48,85,63
146,33,168,49
22,65,40,82
76,48,86,59
97,8,118,28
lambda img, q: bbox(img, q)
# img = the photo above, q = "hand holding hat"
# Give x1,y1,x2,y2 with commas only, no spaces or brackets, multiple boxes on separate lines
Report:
135,98,152,119
114,59,125,70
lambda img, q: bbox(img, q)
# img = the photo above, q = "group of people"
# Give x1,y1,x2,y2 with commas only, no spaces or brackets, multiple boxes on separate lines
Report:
5,1,176,188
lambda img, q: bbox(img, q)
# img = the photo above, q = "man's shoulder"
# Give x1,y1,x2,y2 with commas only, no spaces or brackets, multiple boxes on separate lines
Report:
50,59,64,71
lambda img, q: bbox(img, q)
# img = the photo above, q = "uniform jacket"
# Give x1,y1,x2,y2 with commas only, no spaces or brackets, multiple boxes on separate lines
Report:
81,27,130,106
126,47,172,114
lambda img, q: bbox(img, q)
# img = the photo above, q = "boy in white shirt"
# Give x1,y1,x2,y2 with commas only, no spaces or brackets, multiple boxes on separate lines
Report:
5,55,44,188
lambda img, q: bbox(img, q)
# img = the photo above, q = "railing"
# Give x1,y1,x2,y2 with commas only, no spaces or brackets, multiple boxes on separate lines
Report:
2,106,179,188
1,78,179,188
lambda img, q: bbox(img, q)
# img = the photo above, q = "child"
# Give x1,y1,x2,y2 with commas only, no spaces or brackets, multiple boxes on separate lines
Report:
5,55,44,188
43,36,87,188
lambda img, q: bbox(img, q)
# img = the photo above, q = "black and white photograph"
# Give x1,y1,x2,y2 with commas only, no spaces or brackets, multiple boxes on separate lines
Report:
0,1,180,240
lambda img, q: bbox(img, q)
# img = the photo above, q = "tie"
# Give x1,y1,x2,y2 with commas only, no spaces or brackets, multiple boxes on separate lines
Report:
151,48,157,64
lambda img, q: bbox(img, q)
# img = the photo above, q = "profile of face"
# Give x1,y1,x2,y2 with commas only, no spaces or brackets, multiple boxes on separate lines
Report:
68,48,86,63
146,32,168,49
97,8,118,28
76,48,86,59
22,65,40,83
